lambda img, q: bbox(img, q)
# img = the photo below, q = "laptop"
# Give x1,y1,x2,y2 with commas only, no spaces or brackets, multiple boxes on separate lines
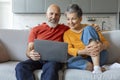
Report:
34,39,68,63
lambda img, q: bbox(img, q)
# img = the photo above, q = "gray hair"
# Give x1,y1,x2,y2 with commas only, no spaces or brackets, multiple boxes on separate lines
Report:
65,4,82,17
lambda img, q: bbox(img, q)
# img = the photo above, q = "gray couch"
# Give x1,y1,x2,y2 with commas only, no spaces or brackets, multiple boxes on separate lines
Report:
0,29,120,80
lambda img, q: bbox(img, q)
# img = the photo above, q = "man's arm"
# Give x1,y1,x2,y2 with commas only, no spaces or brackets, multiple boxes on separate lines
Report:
26,42,34,58
91,24,101,32
26,42,40,61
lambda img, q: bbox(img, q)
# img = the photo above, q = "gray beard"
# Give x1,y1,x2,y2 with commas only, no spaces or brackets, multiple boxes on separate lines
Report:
47,22,58,28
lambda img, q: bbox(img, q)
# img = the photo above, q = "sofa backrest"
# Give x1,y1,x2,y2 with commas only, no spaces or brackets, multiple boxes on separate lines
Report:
0,29,29,61
102,30,120,64
0,29,120,63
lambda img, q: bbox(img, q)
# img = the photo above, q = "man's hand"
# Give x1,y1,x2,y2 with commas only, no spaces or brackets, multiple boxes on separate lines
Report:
91,24,101,31
26,42,40,61
83,24,101,31
29,50,40,61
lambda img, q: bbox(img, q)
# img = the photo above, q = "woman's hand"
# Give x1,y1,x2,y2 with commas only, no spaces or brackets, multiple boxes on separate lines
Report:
85,45,96,56
29,50,40,61
85,41,102,57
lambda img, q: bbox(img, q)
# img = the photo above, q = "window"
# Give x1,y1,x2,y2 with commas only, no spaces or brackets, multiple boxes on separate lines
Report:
0,0,13,29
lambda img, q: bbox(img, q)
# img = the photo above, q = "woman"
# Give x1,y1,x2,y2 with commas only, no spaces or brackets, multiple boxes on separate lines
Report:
63,4,109,74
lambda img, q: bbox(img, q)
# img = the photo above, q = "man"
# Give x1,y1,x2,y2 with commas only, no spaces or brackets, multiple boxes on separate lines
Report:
15,4,100,80
15,4,69,80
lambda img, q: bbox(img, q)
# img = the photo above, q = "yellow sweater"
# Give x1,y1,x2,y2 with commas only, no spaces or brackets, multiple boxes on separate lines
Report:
63,29,109,57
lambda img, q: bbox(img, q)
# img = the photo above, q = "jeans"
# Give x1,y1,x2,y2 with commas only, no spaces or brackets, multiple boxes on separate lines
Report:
67,26,108,69
15,59,62,80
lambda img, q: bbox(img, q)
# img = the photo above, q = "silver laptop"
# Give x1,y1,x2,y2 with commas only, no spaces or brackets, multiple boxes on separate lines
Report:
34,39,68,63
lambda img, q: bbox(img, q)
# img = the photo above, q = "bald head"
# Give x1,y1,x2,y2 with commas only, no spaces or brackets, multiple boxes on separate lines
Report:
47,4,61,14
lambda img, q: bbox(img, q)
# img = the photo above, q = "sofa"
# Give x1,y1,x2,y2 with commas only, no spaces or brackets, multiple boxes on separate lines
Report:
0,29,120,80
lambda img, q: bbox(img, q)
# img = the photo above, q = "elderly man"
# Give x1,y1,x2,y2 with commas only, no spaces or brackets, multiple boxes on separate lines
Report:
15,4,69,80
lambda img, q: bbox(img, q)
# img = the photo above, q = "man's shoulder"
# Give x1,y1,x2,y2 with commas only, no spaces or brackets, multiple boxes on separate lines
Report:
58,24,69,29
59,23,68,27
32,23,47,29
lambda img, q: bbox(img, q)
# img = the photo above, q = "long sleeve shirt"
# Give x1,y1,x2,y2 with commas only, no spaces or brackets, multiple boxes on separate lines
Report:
63,29,109,57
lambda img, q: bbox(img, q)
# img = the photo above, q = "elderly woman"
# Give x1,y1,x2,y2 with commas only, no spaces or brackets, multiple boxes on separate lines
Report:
63,4,109,74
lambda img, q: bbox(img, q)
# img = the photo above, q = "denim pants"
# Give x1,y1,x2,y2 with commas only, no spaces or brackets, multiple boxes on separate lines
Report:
67,26,108,69
15,59,62,80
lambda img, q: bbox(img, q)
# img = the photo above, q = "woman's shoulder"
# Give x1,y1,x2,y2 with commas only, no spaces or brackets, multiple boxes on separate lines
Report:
64,29,74,36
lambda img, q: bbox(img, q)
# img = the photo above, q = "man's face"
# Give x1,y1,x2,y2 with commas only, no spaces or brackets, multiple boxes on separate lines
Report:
46,6,61,28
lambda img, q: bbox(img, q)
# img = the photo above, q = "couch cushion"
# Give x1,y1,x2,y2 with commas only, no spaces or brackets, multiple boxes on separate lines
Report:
0,40,10,62
0,61,19,80
0,61,63,80
34,70,63,80
64,69,93,80
64,69,120,80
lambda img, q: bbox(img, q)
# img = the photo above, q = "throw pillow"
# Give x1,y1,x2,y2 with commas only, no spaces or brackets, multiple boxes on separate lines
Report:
116,58,120,63
0,40,10,62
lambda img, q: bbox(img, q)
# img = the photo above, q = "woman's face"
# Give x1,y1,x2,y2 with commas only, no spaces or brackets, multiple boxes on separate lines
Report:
66,12,82,29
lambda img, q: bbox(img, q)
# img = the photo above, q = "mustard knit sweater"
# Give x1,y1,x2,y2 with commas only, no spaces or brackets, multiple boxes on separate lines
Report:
63,29,109,57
